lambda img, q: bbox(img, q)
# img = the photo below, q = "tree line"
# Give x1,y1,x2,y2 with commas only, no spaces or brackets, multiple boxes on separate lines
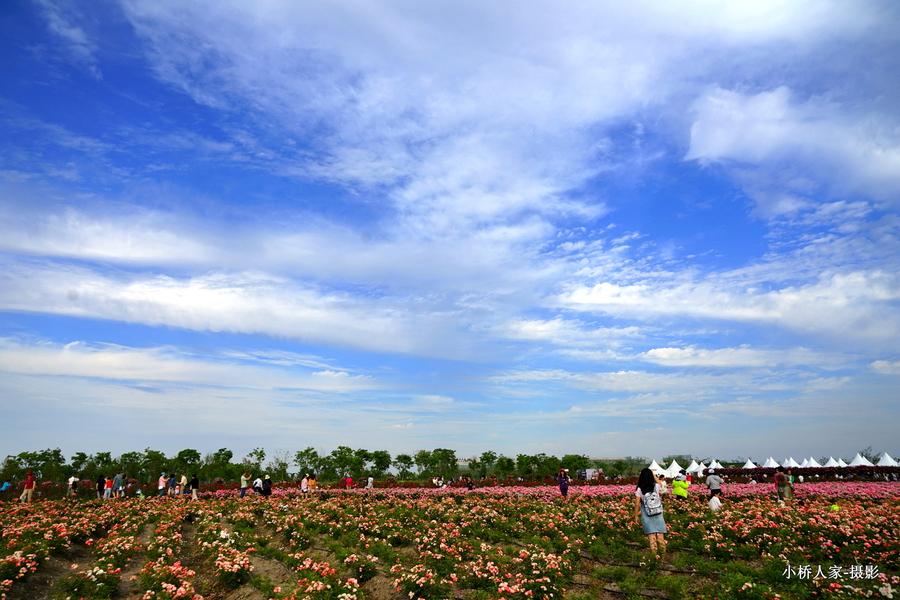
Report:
0,447,685,483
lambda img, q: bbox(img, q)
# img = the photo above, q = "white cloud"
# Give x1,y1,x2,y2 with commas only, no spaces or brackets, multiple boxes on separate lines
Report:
642,346,836,368
0,338,376,392
35,0,102,78
0,260,478,358
687,87,900,215
561,270,900,343
871,360,900,375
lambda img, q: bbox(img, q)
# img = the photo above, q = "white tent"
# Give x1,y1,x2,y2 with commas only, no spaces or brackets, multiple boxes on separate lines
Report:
685,460,700,473
762,457,779,468
741,459,757,469
782,457,801,468
799,458,809,468
648,460,666,473
708,460,724,470
837,458,848,468
823,457,840,468
876,452,898,467
848,453,874,467
806,457,822,468
667,459,683,473
693,462,707,474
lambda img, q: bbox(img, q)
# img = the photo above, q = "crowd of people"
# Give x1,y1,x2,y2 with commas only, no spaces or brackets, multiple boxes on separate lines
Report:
624,465,805,560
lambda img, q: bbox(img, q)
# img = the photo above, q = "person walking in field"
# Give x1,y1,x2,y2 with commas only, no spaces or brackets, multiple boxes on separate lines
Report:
103,476,113,499
300,474,309,493
672,473,689,500
112,473,123,499
97,475,105,499
774,466,793,504
556,468,570,498
179,473,188,496
240,472,250,498
705,469,723,498
634,468,667,559
167,473,177,496
262,474,273,496
190,474,200,501
19,470,36,503
157,473,167,497
67,474,79,498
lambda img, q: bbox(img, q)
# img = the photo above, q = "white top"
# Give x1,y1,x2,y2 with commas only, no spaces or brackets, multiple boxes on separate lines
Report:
709,496,722,512
634,483,661,499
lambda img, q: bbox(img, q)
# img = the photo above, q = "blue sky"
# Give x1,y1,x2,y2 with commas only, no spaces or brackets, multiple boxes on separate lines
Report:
1,0,898,461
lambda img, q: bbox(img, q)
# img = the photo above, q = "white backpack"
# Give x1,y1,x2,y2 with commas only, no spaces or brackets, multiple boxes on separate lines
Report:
642,489,663,516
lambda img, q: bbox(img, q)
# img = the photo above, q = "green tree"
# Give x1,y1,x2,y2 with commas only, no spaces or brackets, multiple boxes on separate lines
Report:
329,446,357,477
479,451,498,478
70,452,89,475
266,451,291,481
293,447,321,476
393,454,415,479
430,448,458,479
142,449,169,481
246,447,266,470
369,450,392,478
174,449,202,474
413,450,433,476
495,455,516,478
560,454,591,474
118,451,144,479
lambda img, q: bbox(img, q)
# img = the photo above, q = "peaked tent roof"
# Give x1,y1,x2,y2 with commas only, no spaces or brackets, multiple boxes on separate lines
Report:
876,452,898,467
762,457,779,468
799,458,809,467
741,459,757,469
782,457,801,468
806,457,822,468
648,460,665,473
823,457,840,467
685,460,700,473
667,459,683,473
837,458,848,468
848,453,874,467
709,460,724,470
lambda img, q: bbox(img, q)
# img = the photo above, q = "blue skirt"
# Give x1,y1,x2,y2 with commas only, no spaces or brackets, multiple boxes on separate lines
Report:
640,510,667,535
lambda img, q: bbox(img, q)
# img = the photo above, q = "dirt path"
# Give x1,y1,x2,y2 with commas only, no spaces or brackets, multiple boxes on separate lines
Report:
5,544,91,600
117,522,156,599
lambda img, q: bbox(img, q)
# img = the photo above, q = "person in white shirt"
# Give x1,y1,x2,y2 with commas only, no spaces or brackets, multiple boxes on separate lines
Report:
709,495,722,512
252,476,263,494
366,476,374,489
300,474,309,493
67,475,79,497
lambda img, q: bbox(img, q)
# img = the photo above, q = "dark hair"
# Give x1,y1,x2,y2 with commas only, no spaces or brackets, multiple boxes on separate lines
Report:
776,466,785,473
637,468,656,495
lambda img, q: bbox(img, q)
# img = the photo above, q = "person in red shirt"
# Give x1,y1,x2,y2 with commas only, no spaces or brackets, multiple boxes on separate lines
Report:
104,476,114,499
344,475,353,489
19,470,36,503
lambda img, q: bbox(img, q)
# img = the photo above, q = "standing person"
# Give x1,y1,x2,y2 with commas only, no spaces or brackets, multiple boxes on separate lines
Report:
300,474,309,493
366,475,374,489
167,474,177,496
103,476,113,499
97,475,106,499
252,474,263,494
634,468,667,559
344,474,354,489
672,473,689,500
308,474,318,491
112,473,123,499
240,472,250,498
705,469,723,498
179,473,188,496
655,472,669,495
189,474,200,501
774,467,793,504
67,474,79,498
19,470,36,503
157,473,167,497
556,468,570,499
261,474,272,497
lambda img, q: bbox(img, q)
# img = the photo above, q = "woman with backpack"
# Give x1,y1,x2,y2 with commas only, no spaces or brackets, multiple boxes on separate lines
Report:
634,467,667,559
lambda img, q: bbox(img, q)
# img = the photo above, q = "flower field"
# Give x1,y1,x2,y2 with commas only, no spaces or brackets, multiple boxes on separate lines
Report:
1,484,897,600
